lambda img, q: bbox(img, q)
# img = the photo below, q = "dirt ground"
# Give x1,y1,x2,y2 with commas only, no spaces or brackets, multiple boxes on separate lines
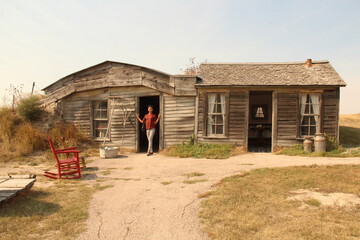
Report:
73,153,360,240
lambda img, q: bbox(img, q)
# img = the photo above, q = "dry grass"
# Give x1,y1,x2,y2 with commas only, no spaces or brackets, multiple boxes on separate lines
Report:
0,181,95,240
160,181,173,185
183,179,207,184
0,107,97,165
340,113,360,128
199,165,360,240
183,172,205,178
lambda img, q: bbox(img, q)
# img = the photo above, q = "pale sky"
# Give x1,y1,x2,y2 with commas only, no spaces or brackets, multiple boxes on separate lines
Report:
1,0,359,114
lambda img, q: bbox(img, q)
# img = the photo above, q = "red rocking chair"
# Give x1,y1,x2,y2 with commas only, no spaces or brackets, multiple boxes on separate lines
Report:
44,137,82,179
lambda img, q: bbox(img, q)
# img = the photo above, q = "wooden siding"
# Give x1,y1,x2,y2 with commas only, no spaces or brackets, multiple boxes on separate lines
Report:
163,95,196,147
322,89,339,138
61,86,160,149
275,91,299,146
197,89,247,145
228,91,247,144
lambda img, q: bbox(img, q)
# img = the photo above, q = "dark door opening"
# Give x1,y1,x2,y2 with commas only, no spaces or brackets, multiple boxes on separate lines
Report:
248,91,272,152
138,96,160,153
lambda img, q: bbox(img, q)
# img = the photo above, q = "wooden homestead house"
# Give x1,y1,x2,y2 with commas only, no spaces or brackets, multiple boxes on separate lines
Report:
42,59,346,152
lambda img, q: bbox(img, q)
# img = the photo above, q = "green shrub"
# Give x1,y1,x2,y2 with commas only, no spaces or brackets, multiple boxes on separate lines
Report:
324,133,341,151
164,141,233,159
16,95,43,122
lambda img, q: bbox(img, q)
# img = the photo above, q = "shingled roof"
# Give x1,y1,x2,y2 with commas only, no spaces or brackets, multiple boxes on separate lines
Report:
198,60,346,86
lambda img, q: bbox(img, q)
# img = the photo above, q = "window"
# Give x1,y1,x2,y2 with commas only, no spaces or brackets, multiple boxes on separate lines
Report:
93,101,108,139
207,93,226,136
300,93,320,137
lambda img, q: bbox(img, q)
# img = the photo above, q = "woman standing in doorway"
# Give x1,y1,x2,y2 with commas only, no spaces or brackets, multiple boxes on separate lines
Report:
136,105,160,156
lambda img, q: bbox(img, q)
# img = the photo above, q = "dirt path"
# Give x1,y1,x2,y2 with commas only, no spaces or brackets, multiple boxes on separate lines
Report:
78,153,360,240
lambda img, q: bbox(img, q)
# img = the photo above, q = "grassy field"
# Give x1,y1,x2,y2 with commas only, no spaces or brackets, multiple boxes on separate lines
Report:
0,165,115,240
0,181,95,240
339,113,360,147
199,165,360,240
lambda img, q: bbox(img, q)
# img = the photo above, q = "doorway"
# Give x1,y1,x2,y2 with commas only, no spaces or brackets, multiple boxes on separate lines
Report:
248,91,272,152
138,96,160,153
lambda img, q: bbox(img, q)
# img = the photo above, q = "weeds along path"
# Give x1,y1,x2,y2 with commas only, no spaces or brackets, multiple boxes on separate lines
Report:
78,153,360,240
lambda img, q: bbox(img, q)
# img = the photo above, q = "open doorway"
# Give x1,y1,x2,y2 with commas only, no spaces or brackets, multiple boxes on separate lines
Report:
248,91,272,152
138,96,160,153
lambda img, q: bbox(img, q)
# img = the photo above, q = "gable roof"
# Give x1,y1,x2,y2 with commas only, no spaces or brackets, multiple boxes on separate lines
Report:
198,60,346,87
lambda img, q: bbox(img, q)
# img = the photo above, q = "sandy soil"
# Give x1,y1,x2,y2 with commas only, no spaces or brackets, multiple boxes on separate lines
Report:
74,153,360,240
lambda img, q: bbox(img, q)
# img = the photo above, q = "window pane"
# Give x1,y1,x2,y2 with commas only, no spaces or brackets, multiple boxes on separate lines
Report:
216,125,223,134
309,104,314,114
95,110,107,119
216,115,223,124
310,126,316,135
95,101,108,110
302,116,310,125
301,126,309,136
216,104,222,113
95,120,108,129
95,129,107,138
310,116,316,125
208,115,215,124
216,93,221,103
212,125,216,134
305,104,310,114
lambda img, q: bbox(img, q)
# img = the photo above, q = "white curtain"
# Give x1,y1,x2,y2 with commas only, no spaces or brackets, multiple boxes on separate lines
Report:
300,94,307,124
310,94,320,133
207,93,216,135
220,93,225,122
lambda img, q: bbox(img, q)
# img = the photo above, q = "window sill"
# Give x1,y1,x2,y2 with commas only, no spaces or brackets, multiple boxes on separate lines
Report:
94,138,111,142
296,137,314,141
203,136,228,139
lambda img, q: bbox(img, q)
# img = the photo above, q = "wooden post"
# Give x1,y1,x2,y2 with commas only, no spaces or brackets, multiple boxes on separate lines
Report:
159,93,164,150
335,88,340,143
244,90,249,150
31,82,35,95
194,90,199,139
135,97,139,152
271,90,278,152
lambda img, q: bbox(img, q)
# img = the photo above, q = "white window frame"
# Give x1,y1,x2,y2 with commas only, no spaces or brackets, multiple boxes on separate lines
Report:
93,100,109,139
206,92,227,137
300,93,321,137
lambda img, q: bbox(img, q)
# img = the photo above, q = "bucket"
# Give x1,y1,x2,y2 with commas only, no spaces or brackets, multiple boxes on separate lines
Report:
303,136,313,152
99,146,119,158
314,133,326,153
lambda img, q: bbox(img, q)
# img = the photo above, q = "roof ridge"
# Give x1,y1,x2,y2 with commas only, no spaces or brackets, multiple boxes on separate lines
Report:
201,60,329,65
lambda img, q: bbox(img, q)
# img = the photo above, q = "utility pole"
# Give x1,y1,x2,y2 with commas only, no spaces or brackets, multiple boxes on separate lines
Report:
31,82,35,95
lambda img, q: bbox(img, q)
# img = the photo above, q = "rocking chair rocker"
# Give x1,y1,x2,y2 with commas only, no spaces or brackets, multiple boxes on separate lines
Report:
44,137,82,179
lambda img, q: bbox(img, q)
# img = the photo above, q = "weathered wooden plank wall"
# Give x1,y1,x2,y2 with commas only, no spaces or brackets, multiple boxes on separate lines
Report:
197,90,247,145
163,95,196,147
275,91,299,146
61,86,160,148
228,91,247,145
322,89,339,138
